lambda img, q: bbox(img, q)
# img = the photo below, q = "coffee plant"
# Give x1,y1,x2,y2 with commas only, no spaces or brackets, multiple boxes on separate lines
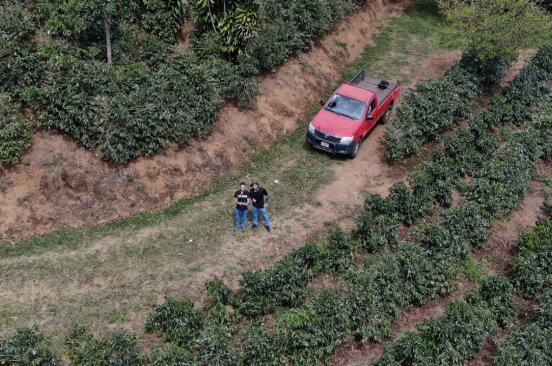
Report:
373,276,514,366
65,326,143,366
511,219,552,299
384,58,490,161
0,95,33,169
0,327,59,366
494,290,552,366
145,298,204,346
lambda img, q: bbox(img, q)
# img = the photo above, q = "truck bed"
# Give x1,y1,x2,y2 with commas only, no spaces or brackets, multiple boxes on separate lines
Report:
349,71,399,105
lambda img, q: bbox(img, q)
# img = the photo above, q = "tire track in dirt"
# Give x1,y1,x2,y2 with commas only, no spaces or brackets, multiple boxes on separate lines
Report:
0,0,409,242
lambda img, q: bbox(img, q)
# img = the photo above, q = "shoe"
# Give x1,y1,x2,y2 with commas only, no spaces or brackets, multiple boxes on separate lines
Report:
252,224,258,229
241,228,246,233
265,226,271,232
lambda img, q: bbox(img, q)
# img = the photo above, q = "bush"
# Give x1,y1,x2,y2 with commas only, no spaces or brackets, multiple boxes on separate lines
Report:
206,279,232,306
458,53,514,84
235,244,324,317
466,130,540,218
32,55,223,164
347,245,458,342
321,227,358,272
148,343,192,366
494,290,552,366
238,324,283,366
0,95,33,168
274,289,351,365
145,298,204,346
65,325,142,366
353,212,400,252
511,219,552,299
0,327,59,366
192,305,238,366
384,64,481,161
374,276,513,366
531,102,552,158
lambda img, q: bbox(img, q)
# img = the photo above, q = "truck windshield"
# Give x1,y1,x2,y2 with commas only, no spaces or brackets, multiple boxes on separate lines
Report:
325,94,366,120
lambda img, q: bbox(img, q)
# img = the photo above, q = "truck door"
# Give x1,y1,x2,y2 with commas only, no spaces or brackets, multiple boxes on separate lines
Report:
365,97,378,135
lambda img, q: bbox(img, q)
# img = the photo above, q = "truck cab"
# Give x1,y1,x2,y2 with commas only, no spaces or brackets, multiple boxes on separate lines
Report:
306,71,401,158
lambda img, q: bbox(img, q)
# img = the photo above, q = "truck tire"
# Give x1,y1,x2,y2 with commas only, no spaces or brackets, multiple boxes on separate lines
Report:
380,104,393,124
349,140,361,159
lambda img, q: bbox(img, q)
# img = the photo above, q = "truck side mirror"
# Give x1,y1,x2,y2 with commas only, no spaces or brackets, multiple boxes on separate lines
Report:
320,98,325,106
367,115,374,121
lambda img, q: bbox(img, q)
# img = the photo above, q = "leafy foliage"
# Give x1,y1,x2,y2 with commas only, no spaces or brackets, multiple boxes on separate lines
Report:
145,298,204,346
274,289,351,365
0,327,59,366
373,276,514,366
438,0,552,61
511,219,552,299
234,243,324,317
384,62,484,161
494,290,552,366
0,95,33,168
65,325,142,366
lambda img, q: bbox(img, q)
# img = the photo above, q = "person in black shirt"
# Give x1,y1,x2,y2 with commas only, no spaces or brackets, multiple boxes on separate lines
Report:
250,179,271,232
234,182,250,231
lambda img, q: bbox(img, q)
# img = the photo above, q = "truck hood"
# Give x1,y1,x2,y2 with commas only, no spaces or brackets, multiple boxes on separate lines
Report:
311,109,361,137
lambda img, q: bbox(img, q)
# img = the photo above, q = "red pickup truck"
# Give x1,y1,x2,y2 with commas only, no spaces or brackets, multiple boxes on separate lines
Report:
306,71,401,158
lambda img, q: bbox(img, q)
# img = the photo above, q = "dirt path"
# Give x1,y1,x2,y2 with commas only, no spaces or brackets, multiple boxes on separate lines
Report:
0,0,411,242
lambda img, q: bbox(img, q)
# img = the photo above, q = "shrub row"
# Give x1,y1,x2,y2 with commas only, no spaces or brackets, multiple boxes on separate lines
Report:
0,95,33,169
30,54,224,164
511,219,552,299
373,276,515,366
444,46,552,179
233,228,357,317
385,45,552,162
0,0,377,164
473,45,552,131
384,61,483,161
494,290,552,366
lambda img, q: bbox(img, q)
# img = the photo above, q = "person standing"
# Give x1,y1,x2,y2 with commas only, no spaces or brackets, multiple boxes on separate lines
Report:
234,182,250,232
250,179,271,232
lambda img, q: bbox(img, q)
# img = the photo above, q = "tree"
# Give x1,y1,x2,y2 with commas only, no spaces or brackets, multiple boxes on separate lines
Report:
438,0,552,61
46,0,138,64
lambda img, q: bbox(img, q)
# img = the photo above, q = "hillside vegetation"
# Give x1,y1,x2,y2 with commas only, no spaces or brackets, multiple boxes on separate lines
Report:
0,0,373,166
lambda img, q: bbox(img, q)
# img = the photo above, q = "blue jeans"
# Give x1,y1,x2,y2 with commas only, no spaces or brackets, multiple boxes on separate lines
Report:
252,206,270,227
235,208,247,229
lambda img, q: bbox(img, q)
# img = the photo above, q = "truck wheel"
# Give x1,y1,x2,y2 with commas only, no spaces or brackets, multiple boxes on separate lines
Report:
380,105,393,124
349,140,361,159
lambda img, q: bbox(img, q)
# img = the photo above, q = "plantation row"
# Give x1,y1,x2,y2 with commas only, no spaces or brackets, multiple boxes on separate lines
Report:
373,205,552,366
373,276,515,366
384,54,511,161
0,0,373,166
495,217,552,366
1,46,550,366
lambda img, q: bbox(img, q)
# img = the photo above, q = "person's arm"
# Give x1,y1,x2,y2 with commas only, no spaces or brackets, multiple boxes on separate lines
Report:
264,189,270,207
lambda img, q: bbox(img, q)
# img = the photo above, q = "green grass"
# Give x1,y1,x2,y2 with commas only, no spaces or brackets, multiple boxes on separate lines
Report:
0,0,449,345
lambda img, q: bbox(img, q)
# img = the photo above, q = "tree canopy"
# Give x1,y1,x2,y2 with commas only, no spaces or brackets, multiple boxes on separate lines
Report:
438,0,552,61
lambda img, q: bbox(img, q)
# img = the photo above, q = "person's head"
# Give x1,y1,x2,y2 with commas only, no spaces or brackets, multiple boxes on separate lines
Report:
251,179,259,190
239,182,246,191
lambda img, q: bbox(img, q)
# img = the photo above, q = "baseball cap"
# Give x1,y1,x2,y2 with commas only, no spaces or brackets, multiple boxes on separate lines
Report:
251,179,259,187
